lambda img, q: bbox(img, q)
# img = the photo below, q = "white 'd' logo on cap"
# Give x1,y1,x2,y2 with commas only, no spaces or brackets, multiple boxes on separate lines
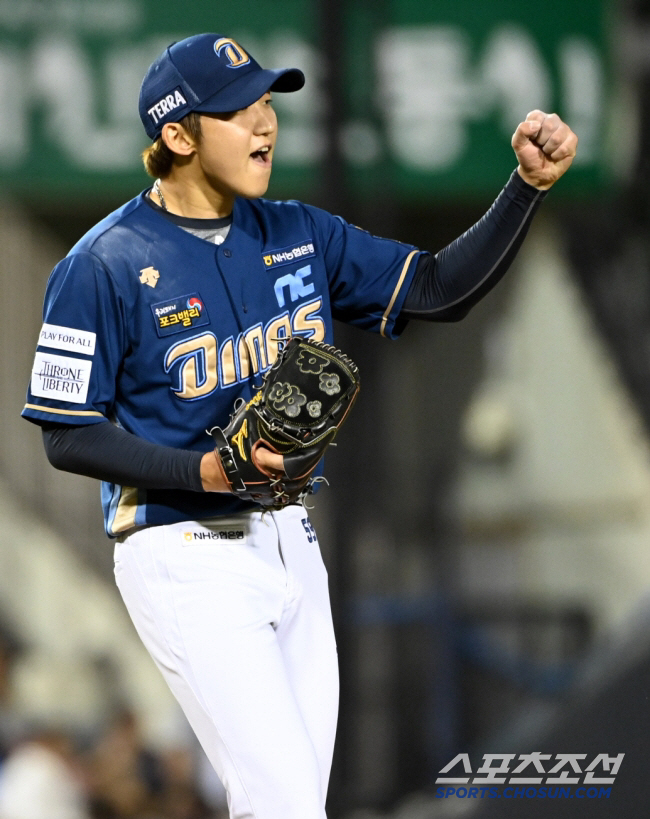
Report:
214,38,250,68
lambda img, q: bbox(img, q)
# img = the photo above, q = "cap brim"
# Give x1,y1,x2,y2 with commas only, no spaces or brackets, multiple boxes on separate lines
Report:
194,67,305,114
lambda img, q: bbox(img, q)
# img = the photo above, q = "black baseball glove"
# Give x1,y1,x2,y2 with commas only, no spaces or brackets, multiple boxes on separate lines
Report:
210,337,360,508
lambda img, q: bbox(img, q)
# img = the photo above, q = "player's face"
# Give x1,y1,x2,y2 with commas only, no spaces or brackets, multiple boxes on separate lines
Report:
196,93,277,200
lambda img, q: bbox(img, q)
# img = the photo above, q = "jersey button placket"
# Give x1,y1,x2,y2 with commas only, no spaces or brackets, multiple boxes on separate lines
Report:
221,247,248,311
217,247,248,316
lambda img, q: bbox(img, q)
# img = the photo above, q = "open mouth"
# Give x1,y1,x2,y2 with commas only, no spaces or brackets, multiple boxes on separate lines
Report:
250,146,272,166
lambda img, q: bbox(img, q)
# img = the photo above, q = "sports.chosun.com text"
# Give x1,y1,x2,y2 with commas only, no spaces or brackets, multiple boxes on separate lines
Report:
436,786,611,800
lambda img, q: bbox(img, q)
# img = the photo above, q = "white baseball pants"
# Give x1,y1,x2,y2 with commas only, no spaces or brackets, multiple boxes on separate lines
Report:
113,506,339,819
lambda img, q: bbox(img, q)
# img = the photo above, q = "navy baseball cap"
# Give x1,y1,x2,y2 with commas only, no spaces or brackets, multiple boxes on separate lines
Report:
139,33,305,140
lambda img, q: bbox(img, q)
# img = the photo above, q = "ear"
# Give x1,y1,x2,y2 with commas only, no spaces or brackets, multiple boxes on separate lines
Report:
160,121,197,157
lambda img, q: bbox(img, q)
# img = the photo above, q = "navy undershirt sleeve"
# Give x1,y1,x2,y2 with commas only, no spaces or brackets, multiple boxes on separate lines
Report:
401,170,547,322
42,422,205,492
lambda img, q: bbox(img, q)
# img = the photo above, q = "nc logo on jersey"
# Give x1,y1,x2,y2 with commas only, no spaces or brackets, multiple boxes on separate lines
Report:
151,292,210,337
262,240,316,270
214,38,250,68
274,265,315,308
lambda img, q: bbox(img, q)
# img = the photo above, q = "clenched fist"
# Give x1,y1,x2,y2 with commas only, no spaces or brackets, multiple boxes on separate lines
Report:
512,110,578,190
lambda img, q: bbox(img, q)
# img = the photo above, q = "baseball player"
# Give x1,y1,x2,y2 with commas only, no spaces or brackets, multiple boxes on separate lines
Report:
22,34,577,819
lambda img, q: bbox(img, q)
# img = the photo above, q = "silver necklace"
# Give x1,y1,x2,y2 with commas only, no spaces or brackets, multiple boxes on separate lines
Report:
153,178,167,211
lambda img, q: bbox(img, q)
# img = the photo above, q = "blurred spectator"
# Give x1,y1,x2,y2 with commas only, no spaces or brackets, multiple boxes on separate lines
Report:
87,709,163,818
161,780,215,819
161,746,222,819
0,633,29,762
86,708,222,818
0,729,90,819
192,747,228,818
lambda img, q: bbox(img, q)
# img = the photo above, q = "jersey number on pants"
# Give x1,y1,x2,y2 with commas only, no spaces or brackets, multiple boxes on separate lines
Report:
164,298,325,400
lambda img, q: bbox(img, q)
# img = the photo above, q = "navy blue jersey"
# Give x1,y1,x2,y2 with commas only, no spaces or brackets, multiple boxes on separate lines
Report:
23,191,421,535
